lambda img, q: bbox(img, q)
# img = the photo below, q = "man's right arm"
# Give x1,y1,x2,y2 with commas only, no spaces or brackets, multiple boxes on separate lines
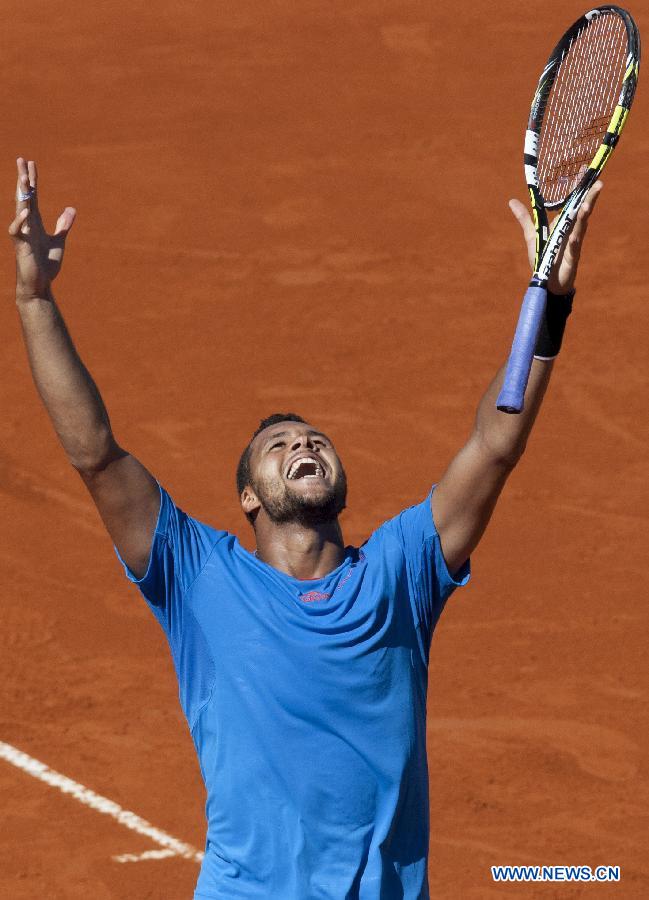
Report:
11,158,159,578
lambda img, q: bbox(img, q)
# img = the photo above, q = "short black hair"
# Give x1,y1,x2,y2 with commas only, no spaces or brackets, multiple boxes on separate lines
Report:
236,412,308,500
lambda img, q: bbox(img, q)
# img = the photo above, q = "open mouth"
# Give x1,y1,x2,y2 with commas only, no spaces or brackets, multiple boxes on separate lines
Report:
286,456,326,480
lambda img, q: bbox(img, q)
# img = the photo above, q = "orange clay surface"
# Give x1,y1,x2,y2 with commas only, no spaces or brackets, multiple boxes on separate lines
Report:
1,1,648,897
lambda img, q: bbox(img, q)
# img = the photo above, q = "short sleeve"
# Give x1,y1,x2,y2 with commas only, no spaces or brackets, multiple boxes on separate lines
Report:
378,485,470,650
114,483,221,644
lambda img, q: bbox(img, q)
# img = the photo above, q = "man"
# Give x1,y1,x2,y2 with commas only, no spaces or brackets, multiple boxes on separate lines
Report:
10,156,600,899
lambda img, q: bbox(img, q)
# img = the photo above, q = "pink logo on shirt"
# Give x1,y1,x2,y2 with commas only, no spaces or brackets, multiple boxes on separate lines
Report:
298,550,365,603
300,589,332,603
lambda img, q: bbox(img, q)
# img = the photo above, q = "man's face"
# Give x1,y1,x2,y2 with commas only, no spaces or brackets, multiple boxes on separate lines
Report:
243,421,347,526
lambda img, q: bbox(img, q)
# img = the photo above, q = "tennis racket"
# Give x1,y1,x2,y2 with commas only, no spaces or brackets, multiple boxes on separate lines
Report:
497,6,640,414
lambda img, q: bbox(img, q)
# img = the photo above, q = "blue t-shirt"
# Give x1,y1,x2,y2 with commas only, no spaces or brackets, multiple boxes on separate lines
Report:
116,485,469,899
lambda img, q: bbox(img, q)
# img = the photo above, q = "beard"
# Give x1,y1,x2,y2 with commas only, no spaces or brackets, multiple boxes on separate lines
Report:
252,469,348,526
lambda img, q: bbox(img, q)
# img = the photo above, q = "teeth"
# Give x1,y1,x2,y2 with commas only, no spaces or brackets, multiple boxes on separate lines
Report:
287,457,324,479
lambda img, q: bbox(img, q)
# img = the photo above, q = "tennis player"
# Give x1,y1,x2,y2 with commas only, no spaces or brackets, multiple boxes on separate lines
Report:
10,157,601,899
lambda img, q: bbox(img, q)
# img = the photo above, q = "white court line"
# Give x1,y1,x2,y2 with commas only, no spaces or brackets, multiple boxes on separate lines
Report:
113,849,178,863
0,740,204,865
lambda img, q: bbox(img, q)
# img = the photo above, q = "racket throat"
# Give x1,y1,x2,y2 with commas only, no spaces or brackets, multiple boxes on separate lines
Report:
534,198,582,283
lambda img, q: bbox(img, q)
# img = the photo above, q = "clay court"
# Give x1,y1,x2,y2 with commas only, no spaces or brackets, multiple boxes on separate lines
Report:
1,0,648,896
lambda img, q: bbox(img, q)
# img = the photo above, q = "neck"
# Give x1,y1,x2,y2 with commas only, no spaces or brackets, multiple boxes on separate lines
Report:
253,516,345,580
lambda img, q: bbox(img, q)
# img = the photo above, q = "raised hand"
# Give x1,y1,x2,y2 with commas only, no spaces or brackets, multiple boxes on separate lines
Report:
8,158,76,301
509,180,603,294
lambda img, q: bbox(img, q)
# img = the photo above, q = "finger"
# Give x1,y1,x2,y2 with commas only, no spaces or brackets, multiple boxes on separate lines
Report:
17,171,32,201
15,157,32,213
566,180,603,248
27,159,38,191
54,207,76,236
578,179,603,219
15,163,39,225
571,181,603,238
25,159,41,215
8,207,29,238
15,157,44,235
550,183,603,288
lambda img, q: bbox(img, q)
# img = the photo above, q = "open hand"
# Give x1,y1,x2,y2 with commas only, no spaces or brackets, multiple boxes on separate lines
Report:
8,158,76,300
509,181,603,295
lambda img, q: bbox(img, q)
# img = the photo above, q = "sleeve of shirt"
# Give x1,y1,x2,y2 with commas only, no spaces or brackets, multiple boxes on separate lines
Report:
113,482,220,648
382,485,470,647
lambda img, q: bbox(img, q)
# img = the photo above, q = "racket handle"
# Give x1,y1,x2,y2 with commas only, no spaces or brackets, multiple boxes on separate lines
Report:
496,285,547,414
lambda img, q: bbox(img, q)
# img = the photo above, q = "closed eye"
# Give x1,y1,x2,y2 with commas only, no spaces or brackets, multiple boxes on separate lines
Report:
269,441,285,450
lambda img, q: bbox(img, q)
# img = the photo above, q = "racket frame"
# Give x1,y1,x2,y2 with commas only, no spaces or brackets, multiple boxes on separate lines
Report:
497,5,640,413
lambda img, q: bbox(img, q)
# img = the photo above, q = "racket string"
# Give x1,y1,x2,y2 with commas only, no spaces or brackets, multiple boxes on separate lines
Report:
537,11,627,205
541,14,625,200
543,16,611,197
544,16,603,192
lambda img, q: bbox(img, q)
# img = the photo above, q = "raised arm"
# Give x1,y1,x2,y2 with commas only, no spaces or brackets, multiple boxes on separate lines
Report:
10,158,159,578
432,182,602,575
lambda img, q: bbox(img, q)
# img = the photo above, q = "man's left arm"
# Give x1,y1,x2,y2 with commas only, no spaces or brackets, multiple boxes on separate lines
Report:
432,182,602,575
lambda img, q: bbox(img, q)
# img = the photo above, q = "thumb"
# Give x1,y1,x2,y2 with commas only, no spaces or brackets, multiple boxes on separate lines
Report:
509,197,536,270
508,198,535,243
54,207,76,237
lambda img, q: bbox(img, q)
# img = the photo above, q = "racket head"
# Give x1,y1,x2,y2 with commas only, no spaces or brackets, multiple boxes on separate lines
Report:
524,6,640,211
